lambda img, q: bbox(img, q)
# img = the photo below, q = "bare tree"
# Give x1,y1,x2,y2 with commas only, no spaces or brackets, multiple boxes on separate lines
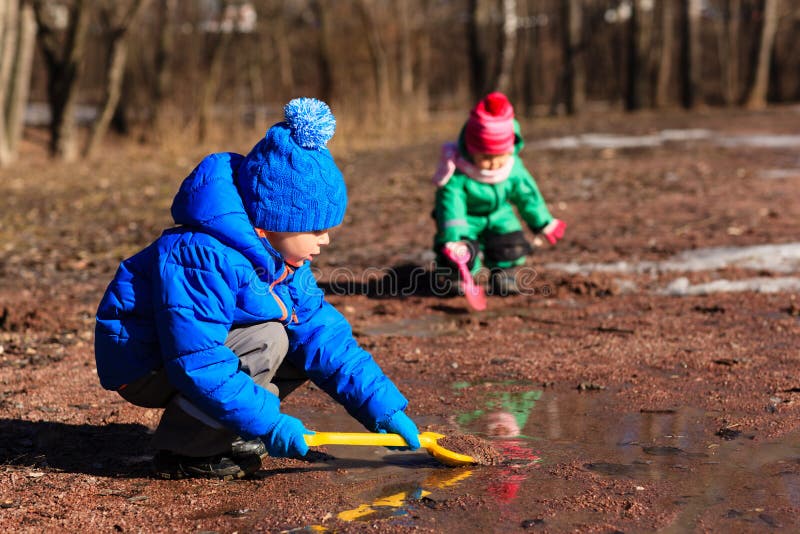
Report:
412,0,432,120
197,0,233,142
0,0,37,166
84,0,147,158
561,0,585,114
467,0,491,100
148,0,176,137
33,0,91,161
745,0,780,109
311,0,336,104
397,1,413,107
625,0,641,110
269,3,294,96
679,0,702,108
655,0,674,107
355,0,391,118
494,0,518,94
714,0,742,106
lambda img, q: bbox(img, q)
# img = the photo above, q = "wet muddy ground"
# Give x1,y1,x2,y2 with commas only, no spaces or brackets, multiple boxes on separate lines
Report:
1,106,800,532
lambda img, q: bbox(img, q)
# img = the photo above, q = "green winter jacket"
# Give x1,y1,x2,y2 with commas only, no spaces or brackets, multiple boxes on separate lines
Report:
434,120,553,244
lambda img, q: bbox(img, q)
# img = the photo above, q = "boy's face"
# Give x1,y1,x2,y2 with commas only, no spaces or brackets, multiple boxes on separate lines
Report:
257,229,332,267
471,152,513,171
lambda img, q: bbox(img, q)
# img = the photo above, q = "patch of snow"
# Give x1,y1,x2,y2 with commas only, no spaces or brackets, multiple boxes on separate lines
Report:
717,135,800,149
660,276,800,296
531,129,800,151
547,242,800,276
758,169,800,179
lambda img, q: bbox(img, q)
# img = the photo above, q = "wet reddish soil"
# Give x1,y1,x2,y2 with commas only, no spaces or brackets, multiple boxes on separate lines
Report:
2,106,800,532
435,432,503,466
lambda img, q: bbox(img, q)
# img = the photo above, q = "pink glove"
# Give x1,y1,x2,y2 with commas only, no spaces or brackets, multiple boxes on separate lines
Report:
541,219,566,245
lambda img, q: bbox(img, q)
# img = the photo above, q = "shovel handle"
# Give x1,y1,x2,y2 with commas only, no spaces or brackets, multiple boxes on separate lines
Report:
304,431,410,448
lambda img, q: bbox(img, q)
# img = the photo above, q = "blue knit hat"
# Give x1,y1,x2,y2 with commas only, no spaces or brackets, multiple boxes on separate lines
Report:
236,98,347,232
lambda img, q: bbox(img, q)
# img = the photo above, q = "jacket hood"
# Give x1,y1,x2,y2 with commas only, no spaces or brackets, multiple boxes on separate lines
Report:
170,152,284,279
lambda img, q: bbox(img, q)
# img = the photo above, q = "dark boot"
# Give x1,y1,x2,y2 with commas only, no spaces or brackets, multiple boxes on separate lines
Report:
152,450,262,480
490,267,522,296
231,437,268,460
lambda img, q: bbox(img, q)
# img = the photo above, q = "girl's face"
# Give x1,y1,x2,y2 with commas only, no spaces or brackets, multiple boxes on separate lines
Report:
471,152,513,171
257,228,332,267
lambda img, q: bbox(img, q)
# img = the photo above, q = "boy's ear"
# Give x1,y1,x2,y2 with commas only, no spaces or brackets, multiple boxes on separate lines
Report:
255,228,269,238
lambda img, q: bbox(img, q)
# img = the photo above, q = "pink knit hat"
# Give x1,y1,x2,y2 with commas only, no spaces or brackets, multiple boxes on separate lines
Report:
464,92,515,155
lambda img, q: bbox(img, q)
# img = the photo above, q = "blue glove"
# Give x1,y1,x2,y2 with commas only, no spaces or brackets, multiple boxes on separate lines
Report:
264,414,314,458
376,411,420,450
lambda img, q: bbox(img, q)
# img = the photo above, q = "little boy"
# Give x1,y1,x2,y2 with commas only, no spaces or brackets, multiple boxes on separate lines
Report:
432,92,566,295
95,98,420,480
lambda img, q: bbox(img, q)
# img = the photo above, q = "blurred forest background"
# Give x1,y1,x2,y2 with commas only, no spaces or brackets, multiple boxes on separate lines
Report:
0,0,798,166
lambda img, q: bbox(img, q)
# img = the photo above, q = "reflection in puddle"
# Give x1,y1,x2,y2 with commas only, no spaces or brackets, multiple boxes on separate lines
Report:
285,387,800,531
300,470,473,531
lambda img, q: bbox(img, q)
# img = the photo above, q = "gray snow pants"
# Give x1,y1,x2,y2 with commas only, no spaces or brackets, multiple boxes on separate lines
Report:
117,321,306,457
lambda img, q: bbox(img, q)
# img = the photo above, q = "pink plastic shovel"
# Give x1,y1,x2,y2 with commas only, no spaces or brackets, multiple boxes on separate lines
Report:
442,243,487,311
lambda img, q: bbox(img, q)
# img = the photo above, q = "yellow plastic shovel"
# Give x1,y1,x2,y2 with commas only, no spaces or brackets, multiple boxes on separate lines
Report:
304,431,476,467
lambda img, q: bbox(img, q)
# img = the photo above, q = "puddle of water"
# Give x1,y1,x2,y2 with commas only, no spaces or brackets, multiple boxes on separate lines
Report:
359,308,538,338
283,385,800,531
359,316,461,338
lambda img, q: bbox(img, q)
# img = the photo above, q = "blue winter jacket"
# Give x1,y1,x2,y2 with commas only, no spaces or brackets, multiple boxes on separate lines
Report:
94,152,407,439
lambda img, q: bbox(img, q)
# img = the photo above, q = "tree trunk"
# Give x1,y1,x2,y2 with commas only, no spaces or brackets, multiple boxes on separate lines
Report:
715,0,741,106
149,0,176,137
638,0,656,108
355,0,391,119
34,0,91,161
625,0,640,110
745,0,780,109
561,0,584,115
197,2,233,143
0,0,17,164
271,4,293,95
397,1,413,104
413,0,431,120
679,0,702,109
85,0,146,158
467,0,491,100
520,1,538,117
5,2,36,161
494,0,518,94
85,38,128,157
312,0,335,104
655,0,674,107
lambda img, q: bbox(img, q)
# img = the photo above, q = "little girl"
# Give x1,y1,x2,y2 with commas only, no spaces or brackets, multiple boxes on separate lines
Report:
432,92,565,295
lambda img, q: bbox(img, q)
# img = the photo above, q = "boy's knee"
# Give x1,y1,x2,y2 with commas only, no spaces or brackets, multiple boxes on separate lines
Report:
483,231,532,264
226,321,289,378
